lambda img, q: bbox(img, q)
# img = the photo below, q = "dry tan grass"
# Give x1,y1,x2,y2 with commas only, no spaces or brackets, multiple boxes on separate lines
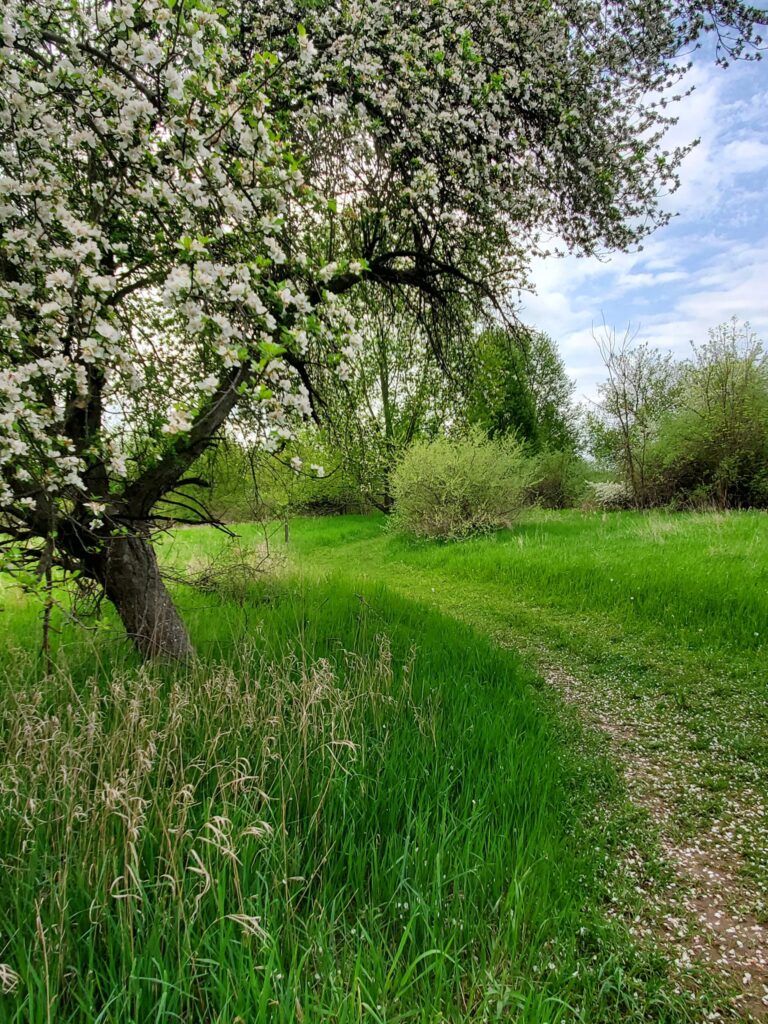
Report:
0,638,406,985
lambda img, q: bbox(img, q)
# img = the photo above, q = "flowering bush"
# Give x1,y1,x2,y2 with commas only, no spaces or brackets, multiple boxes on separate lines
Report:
390,432,533,539
583,481,634,511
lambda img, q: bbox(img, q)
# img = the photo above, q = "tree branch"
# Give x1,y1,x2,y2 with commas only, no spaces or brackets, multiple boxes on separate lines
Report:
39,31,163,108
121,365,251,518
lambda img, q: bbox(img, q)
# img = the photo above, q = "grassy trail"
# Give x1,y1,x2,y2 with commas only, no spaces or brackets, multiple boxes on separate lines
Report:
0,545,700,1023
272,510,768,1019
1,509,766,1022
278,513,767,842
161,509,768,1015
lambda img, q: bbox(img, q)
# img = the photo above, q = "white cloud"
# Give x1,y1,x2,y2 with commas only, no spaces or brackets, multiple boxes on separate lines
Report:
521,55,768,403
720,139,768,173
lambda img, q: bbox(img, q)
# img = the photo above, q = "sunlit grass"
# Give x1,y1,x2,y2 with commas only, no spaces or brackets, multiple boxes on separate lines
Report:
3,508,764,1021
283,509,768,662
0,573,676,1022
280,508,768,887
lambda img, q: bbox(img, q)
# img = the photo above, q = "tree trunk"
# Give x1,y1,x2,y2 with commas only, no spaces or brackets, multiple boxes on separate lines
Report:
91,534,193,660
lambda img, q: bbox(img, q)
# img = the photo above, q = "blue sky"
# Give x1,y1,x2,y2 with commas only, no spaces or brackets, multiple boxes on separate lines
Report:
520,52,768,403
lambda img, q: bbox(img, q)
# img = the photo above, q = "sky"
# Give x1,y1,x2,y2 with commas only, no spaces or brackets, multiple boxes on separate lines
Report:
519,50,768,405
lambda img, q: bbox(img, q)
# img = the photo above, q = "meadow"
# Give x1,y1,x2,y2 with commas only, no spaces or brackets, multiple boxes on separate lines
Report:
0,509,766,1022
287,510,768,837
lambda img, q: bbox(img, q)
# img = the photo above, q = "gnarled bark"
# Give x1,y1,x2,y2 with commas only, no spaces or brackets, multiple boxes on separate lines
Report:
89,534,193,660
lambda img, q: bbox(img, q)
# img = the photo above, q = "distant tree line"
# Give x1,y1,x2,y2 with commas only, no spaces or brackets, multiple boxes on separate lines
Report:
181,315,768,534
179,317,587,526
588,318,768,509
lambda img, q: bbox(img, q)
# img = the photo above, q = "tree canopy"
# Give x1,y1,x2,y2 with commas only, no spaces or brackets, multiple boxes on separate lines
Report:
589,319,768,508
0,0,764,655
464,327,577,451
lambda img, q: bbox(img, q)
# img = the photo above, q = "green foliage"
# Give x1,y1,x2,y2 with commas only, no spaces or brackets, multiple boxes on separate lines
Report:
590,319,768,509
390,431,533,539
589,329,680,507
190,444,263,523
1,573,660,1024
318,284,458,511
646,320,768,508
465,327,578,451
257,433,366,517
167,435,366,525
527,448,588,509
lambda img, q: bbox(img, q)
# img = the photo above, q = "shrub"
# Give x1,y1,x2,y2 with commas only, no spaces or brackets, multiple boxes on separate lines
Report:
526,449,587,509
582,480,634,511
390,431,532,539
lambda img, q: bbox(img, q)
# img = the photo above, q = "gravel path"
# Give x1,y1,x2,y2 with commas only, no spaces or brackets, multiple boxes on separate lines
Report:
545,664,768,1022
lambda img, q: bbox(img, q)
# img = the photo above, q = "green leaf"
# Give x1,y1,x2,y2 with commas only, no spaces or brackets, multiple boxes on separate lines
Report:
259,341,286,362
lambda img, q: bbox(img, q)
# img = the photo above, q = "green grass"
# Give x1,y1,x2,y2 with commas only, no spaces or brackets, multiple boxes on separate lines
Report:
1,509,765,1021
282,509,767,663
0,569,680,1023
274,509,768,904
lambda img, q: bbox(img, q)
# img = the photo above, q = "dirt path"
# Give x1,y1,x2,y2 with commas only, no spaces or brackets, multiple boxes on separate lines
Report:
546,665,768,1022
293,551,768,1017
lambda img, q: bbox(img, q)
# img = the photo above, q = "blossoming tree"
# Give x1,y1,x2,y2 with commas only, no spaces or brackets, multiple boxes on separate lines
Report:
0,0,763,657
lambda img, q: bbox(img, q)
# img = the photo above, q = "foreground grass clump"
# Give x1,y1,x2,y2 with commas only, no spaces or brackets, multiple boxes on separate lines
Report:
0,578,678,1023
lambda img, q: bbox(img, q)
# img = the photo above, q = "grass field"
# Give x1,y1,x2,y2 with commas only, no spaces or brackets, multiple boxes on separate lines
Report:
1,509,766,1021
166,510,768,857
285,511,768,827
